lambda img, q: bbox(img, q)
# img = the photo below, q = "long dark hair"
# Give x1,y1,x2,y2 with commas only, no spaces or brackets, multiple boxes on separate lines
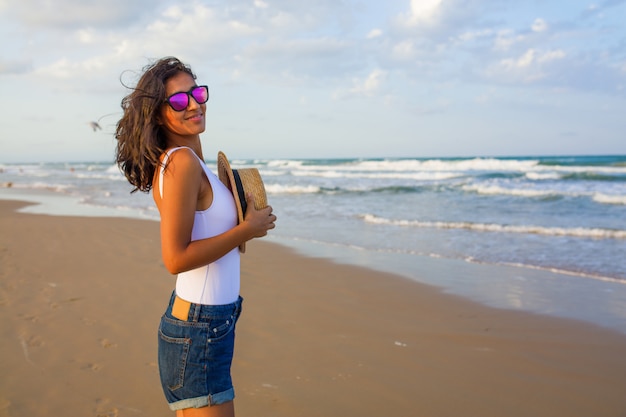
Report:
115,57,196,193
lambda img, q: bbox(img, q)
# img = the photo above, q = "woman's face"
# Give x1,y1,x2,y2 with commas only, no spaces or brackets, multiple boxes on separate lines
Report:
159,71,206,141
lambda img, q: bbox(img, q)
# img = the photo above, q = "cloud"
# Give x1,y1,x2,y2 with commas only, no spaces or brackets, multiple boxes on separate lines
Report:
391,40,416,60
580,0,626,18
236,36,358,85
531,18,548,32
32,56,110,80
5,0,157,29
367,28,383,39
1,0,625,100
493,29,527,52
333,69,387,100
485,48,567,83
401,0,444,27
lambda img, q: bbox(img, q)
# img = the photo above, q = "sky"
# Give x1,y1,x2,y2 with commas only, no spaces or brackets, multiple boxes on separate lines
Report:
1,0,625,163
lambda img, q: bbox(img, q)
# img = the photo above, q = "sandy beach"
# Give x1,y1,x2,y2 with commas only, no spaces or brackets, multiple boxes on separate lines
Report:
1,199,626,417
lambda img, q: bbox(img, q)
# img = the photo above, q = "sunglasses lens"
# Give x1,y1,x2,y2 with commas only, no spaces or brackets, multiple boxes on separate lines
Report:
168,92,189,111
192,86,209,104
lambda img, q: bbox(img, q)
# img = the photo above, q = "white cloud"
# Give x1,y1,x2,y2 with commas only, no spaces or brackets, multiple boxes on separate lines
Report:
392,40,415,60
538,50,566,63
367,28,383,39
162,5,184,20
333,69,386,99
6,0,155,29
403,0,443,26
236,36,355,83
76,29,96,44
360,69,386,92
457,29,493,44
493,29,526,52
32,56,110,81
532,18,548,32
268,11,299,29
487,48,567,83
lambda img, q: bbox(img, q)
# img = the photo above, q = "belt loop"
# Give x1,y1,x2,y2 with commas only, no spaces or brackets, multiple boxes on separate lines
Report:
190,302,201,322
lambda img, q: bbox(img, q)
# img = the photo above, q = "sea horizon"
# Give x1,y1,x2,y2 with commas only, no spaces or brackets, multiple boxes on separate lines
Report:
3,151,626,165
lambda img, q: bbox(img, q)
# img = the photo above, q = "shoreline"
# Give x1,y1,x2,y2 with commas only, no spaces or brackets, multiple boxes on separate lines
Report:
2,199,626,416
268,234,626,335
2,187,626,335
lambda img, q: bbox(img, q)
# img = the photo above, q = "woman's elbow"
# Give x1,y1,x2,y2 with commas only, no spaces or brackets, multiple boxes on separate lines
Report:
162,253,185,275
164,263,182,275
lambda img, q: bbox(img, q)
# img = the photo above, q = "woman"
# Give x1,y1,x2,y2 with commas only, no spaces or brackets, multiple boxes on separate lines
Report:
115,57,276,416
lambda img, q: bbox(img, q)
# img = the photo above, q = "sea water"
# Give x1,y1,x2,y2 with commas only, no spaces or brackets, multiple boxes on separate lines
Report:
2,155,625,331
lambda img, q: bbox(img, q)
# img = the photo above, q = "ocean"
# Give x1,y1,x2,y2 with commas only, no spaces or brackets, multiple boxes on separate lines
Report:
2,154,626,332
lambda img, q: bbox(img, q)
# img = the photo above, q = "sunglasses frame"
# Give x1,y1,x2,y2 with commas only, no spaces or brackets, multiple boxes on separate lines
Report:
164,85,209,111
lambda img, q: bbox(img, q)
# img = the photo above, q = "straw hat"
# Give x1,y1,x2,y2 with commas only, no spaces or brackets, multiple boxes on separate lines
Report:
217,151,268,252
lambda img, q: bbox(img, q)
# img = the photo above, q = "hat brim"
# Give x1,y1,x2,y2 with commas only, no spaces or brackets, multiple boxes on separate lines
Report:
217,151,267,253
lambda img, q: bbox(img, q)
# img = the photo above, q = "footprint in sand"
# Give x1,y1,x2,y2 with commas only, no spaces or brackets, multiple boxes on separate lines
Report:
96,408,119,417
95,398,119,417
21,314,39,323
99,338,118,349
82,362,103,372
49,296,83,310
18,333,45,365
24,334,45,348
82,317,96,326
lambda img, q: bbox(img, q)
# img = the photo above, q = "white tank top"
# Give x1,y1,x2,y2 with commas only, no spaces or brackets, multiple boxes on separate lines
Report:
159,147,240,305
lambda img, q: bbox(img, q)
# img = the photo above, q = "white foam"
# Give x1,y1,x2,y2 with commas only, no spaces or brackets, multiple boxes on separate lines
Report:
593,193,626,205
461,184,556,198
264,184,320,194
292,169,459,181
360,214,626,239
525,172,561,180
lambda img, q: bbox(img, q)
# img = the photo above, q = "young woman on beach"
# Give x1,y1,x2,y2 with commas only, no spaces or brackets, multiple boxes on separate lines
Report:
115,57,276,417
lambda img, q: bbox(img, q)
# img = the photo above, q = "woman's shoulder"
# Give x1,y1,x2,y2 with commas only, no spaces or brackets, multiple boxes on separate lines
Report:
154,147,203,202
161,147,201,170
163,146,195,160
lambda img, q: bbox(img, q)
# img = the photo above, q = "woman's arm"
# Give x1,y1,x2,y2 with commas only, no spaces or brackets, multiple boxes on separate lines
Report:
157,149,275,274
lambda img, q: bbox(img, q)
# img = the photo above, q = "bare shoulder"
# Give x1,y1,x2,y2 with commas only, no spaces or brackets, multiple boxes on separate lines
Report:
164,147,202,177
154,147,202,207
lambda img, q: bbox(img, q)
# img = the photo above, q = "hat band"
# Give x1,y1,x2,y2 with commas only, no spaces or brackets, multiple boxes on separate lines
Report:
232,169,247,215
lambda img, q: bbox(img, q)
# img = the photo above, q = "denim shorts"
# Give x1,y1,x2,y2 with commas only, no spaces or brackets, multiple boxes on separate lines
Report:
158,291,243,411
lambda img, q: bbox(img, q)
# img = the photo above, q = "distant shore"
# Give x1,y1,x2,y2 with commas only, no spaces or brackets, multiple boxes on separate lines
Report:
2,198,626,416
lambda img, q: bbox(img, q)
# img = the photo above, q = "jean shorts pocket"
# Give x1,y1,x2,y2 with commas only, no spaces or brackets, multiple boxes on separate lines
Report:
207,315,237,342
158,327,191,391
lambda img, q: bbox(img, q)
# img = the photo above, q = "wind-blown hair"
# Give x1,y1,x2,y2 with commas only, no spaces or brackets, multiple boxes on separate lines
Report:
115,57,196,193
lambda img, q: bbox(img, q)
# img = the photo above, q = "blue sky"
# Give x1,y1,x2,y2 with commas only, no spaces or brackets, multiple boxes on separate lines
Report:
1,0,625,162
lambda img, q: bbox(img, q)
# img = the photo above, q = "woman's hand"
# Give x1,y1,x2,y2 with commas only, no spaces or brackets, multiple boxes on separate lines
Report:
242,193,276,239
